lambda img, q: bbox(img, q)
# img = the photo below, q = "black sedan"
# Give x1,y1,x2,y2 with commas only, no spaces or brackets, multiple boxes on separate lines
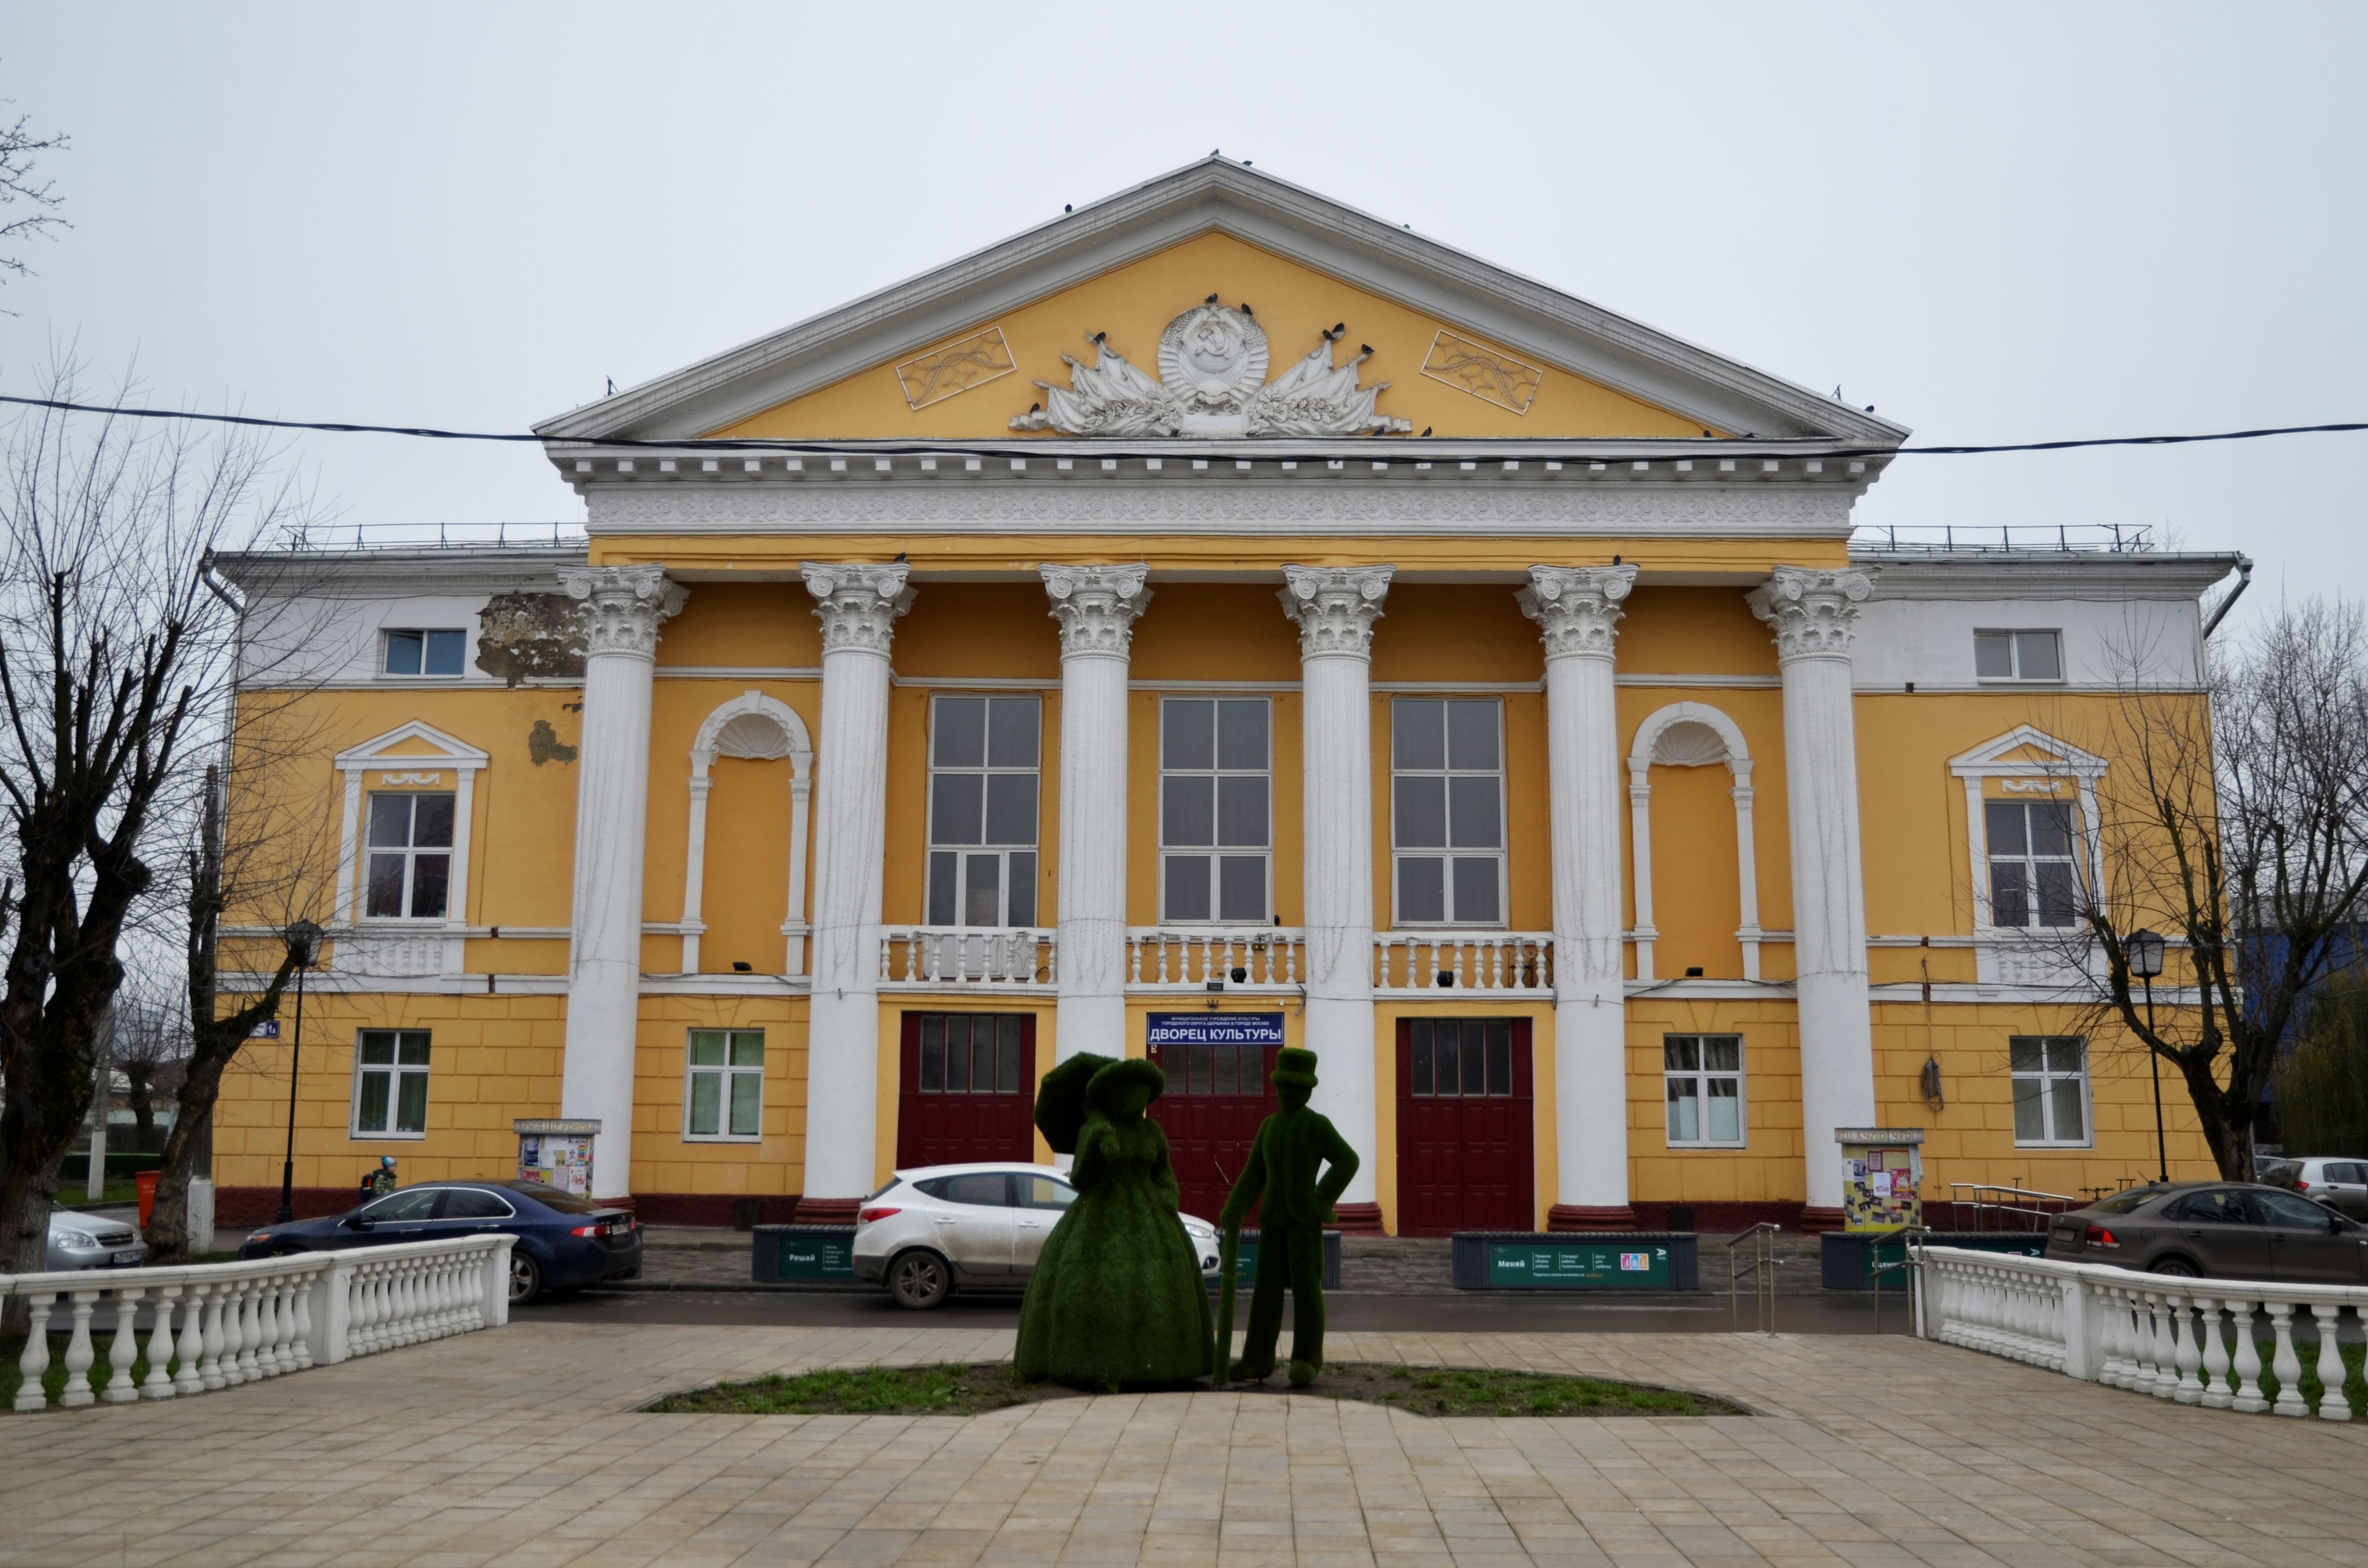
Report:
240,1181,641,1303
2043,1180,2368,1282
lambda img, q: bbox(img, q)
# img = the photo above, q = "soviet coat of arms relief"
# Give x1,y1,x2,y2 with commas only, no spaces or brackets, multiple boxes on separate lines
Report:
1009,298,1414,438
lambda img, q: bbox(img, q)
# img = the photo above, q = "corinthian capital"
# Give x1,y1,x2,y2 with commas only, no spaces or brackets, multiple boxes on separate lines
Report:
802,561,914,656
1278,564,1394,660
1517,564,1637,660
1041,564,1152,658
1746,565,1876,660
558,565,687,658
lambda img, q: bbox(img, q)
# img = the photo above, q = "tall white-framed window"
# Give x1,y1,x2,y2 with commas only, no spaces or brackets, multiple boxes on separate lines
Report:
364,792,456,919
381,628,468,677
1391,697,1505,925
685,1029,764,1140
1974,629,2063,682
926,695,1039,926
352,1029,430,1138
2010,1035,2090,1146
1159,697,1270,923
1986,799,2079,929
1664,1034,1744,1148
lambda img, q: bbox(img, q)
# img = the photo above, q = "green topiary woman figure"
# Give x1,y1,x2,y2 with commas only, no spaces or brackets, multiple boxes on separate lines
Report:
1014,1055,1214,1388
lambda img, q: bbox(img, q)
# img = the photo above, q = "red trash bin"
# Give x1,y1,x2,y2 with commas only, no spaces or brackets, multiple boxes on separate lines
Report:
136,1170,159,1228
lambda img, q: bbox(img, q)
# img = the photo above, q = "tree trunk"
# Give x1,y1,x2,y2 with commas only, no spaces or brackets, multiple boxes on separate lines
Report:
124,1062,157,1152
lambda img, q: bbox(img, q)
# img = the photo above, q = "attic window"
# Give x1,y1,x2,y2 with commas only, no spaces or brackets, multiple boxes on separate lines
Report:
384,629,467,677
1973,629,2062,683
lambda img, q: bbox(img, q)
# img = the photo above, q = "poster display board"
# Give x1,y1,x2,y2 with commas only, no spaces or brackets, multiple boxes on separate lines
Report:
1835,1127,1925,1232
514,1117,600,1197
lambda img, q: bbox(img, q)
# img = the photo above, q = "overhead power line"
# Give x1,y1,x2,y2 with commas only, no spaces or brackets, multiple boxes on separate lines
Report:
0,392,2361,461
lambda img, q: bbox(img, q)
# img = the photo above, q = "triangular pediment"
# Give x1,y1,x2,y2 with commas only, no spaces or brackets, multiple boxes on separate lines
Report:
536,159,1908,448
336,721,491,771
1949,725,2106,778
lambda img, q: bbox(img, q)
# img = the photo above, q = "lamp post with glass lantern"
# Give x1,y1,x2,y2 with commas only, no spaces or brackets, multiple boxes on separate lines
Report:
275,920,324,1225
2128,928,2168,1183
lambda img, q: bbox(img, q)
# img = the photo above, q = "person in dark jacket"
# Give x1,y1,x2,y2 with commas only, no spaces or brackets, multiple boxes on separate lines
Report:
358,1156,397,1200
1217,1047,1359,1386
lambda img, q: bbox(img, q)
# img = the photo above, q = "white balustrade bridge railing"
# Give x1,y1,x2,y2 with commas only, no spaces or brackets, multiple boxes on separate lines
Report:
4,1234,513,1413
1916,1244,2365,1421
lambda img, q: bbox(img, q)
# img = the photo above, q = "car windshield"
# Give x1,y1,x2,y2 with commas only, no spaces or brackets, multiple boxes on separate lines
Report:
2257,1160,2303,1186
507,1182,602,1214
2090,1188,2163,1215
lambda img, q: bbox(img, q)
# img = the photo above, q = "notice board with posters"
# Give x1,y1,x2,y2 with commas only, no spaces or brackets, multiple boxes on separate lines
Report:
1836,1127,1925,1232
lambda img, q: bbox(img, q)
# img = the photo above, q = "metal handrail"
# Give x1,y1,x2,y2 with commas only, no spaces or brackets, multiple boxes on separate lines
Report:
1945,1181,2082,1232
1726,1222,1782,1335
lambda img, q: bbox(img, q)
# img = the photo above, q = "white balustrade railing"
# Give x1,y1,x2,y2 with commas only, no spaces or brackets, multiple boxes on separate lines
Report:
1373,932,1554,994
1916,1244,2363,1421
3,1234,513,1413
879,927,1054,988
1125,927,1304,990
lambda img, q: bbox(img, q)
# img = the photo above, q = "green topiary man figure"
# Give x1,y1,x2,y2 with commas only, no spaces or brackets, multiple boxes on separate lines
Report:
1216,1046,1359,1387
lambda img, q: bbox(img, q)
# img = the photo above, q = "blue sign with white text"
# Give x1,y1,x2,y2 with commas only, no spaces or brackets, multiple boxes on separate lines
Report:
1146,1013,1286,1046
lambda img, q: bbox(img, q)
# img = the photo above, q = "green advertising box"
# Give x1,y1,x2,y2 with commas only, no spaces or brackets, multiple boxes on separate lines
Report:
751,1225,859,1284
1451,1232,1699,1290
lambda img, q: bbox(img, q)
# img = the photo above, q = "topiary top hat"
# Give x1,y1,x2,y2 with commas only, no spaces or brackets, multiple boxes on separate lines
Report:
1271,1047,1320,1089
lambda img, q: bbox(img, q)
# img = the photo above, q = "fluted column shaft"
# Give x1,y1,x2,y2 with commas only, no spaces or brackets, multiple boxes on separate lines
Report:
1749,566,1878,1214
1520,565,1639,1229
1280,565,1392,1225
798,563,913,1219
557,565,685,1199
1043,565,1151,1060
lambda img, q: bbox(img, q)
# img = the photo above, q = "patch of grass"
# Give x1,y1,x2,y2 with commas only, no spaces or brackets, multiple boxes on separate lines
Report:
0,1337,160,1413
2249,1338,2366,1419
646,1360,1743,1418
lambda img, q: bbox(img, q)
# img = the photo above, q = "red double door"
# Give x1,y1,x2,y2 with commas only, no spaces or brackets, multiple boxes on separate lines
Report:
1148,1039,1279,1223
1395,1017,1535,1237
895,1012,1037,1169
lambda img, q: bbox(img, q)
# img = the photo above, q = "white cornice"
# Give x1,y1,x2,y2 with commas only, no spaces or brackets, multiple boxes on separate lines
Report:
211,545,585,597
533,159,1910,449
1854,550,2242,601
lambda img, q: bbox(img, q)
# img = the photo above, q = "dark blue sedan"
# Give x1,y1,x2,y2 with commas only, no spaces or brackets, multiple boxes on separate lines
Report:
239,1181,641,1303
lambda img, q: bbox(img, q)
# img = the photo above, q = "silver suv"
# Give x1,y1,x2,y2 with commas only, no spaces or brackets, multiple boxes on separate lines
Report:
2258,1157,2368,1219
852,1162,1222,1309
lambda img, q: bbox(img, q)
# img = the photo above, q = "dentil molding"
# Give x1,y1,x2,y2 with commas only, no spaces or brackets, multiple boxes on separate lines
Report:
1041,564,1153,658
1279,565,1394,660
1517,564,1638,659
1747,565,1877,660
557,565,687,658
802,562,915,656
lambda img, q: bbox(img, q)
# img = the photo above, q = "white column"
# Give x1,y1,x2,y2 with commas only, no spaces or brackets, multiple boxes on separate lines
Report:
1748,566,1878,1216
1042,565,1151,1060
1278,564,1392,1229
797,562,913,1220
1520,565,1639,1229
557,565,686,1200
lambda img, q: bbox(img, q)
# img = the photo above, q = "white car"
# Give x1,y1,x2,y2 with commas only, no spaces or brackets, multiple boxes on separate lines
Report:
47,1209,148,1271
853,1162,1223,1309
2259,1157,2368,1220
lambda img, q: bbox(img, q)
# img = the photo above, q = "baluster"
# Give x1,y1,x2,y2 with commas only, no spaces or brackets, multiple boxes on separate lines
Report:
2197,1297,2232,1409
2267,1301,2307,1417
290,1268,315,1369
234,1280,265,1382
345,1264,373,1356
396,1261,420,1344
142,1284,182,1399
2312,1303,2351,1421
271,1275,299,1372
14,1290,55,1411
1286,936,1298,984
2229,1301,2267,1412
251,1279,282,1376
430,1256,454,1337
2131,1290,2162,1392
103,1286,145,1403
199,1280,230,1389
1156,934,1171,985
174,1282,208,1395
59,1289,100,1408
2170,1287,2202,1402
1489,938,1505,990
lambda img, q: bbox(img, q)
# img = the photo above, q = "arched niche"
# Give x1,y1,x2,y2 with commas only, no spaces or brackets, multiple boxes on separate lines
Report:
682,691,815,975
1626,701,1764,981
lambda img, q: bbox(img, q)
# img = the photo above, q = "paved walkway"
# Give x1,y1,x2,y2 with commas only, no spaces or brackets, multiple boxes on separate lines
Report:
3,1322,2363,1568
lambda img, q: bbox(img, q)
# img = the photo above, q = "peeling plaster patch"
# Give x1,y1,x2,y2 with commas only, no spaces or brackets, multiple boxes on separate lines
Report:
477,593,587,686
528,720,578,767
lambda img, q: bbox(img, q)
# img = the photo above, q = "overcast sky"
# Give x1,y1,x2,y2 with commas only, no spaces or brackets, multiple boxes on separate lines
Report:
4,3,2360,631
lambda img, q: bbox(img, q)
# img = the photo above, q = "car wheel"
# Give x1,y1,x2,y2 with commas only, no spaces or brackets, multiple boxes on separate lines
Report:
888,1249,951,1310
2150,1256,2202,1278
509,1250,545,1305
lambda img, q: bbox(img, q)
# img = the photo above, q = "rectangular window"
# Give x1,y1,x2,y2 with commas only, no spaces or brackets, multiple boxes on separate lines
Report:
1391,698,1505,925
352,1030,431,1137
685,1029,764,1139
1159,697,1270,923
1985,799,2079,929
925,696,1040,927
914,1014,1025,1094
1407,1018,1515,1097
364,793,456,919
1155,1041,1267,1098
2010,1035,2090,1145
1973,629,2064,682
382,628,468,677
1664,1035,1744,1147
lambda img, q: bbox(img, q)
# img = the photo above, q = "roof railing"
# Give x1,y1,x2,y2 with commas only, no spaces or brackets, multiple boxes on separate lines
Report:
1852,523,2157,554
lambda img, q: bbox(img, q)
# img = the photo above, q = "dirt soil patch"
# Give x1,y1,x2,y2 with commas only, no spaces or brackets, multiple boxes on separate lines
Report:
646,1360,1746,1418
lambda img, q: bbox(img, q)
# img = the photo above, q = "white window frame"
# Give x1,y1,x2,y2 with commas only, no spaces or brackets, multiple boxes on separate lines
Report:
361,790,458,921
1973,628,2065,684
924,694,1042,928
332,722,488,937
1389,696,1508,928
683,1029,765,1142
1662,1033,1746,1149
2010,1035,2093,1147
351,1029,431,1139
379,627,471,679
1950,726,2107,938
1157,696,1273,925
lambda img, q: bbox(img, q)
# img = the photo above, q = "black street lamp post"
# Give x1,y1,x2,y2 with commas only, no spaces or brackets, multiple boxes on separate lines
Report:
2128,928,2168,1183
275,920,324,1225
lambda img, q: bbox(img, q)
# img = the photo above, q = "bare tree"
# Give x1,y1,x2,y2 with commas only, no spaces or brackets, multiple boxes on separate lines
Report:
2071,600,2368,1182
0,99,69,300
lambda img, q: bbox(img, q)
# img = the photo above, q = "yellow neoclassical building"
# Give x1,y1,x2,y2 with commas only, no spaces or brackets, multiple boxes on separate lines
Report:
211,160,2231,1232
